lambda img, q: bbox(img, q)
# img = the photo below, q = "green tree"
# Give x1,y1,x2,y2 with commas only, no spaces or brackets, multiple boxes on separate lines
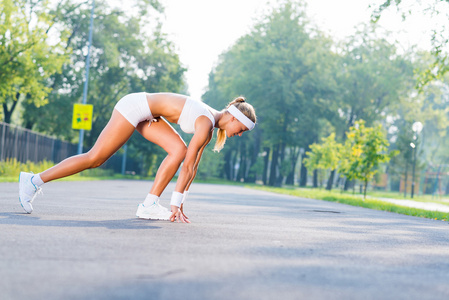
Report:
303,133,342,190
0,0,69,123
336,24,414,130
204,0,338,185
387,119,415,195
340,120,397,199
18,0,185,174
385,52,449,196
21,0,184,142
334,25,413,191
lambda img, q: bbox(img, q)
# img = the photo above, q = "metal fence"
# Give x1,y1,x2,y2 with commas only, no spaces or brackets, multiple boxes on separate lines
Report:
0,122,141,174
0,122,78,164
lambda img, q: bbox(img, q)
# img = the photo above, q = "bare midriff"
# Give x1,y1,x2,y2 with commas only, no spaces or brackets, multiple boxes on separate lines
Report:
146,93,186,124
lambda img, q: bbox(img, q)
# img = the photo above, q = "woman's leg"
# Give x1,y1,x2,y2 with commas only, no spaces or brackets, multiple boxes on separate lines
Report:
40,110,136,183
136,119,187,196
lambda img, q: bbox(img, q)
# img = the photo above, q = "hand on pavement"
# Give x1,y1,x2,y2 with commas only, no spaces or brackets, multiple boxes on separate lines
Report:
170,205,191,223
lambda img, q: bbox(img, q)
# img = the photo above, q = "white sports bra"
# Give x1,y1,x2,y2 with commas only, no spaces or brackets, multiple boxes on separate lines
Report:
177,97,215,134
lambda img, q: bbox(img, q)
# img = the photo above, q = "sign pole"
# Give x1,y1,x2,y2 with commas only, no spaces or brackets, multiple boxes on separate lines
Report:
78,0,95,154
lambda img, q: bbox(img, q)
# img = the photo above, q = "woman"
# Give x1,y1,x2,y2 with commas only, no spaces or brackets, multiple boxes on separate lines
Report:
18,92,257,223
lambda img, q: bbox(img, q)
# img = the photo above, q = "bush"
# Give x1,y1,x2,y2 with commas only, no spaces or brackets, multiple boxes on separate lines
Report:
0,159,55,179
0,158,115,181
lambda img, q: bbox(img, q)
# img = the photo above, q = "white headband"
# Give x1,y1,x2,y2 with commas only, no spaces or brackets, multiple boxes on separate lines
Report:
227,105,255,131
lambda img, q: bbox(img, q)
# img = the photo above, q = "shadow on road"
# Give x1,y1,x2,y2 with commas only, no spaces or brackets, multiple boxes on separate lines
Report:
0,212,162,230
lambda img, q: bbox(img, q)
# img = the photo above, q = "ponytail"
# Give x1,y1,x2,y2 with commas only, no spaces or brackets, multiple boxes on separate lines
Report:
213,128,227,152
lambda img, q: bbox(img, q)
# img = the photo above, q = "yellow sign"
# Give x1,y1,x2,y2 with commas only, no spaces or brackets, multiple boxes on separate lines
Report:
72,104,93,130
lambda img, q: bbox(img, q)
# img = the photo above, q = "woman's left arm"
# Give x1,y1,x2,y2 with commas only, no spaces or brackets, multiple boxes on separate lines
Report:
175,131,212,223
170,117,212,222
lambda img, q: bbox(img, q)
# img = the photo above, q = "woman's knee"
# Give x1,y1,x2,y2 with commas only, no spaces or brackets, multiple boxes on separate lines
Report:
84,151,108,169
170,144,187,163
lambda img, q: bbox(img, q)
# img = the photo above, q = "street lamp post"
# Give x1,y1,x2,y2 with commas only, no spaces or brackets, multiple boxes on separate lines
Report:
410,142,416,198
411,121,423,199
77,0,95,155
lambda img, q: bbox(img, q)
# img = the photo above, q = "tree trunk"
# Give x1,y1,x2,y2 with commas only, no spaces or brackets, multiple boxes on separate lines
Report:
326,169,336,191
3,92,20,124
277,142,286,187
363,180,368,200
313,169,318,188
262,147,270,185
246,130,261,183
224,150,232,180
238,143,246,182
286,147,300,185
404,162,409,198
299,163,307,187
344,179,352,191
269,144,279,186
336,173,343,188
3,102,12,124
285,167,294,185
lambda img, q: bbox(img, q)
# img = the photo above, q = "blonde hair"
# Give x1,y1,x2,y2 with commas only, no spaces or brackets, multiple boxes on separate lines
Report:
213,96,257,152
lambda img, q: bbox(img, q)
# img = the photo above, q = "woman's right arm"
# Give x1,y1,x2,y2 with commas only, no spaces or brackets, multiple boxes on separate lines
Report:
185,131,212,191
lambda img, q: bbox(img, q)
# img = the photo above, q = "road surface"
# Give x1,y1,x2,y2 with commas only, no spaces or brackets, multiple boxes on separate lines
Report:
1,180,448,300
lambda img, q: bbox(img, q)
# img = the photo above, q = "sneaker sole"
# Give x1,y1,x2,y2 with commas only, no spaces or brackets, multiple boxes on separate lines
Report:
136,214,170,220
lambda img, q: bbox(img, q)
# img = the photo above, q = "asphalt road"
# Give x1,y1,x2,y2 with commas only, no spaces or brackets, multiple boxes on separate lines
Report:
1,180,448,300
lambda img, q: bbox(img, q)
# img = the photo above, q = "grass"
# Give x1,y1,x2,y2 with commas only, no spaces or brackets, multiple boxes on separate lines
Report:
278,184,449,205
248,185,449,222
0,159,247,184
0,159,154,183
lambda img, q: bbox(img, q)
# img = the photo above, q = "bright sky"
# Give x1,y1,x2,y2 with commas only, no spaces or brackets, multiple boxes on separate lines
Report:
160,0,444,100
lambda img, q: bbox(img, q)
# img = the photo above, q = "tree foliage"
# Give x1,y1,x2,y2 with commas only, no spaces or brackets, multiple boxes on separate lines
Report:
371,0,449,89
204,0,338,185
339,120,397,199
303,133,342,190
18,0,185,174
304,133,341,171
4,0,449,194
1,0,186,175
335,24,414,130
0,0,69,123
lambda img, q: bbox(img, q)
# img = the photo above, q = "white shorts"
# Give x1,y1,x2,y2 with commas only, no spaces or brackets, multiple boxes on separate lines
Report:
114,92,154,127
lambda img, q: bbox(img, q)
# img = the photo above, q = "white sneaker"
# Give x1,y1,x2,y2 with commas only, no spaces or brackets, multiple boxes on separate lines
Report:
19,172,42,214
136,200,171,220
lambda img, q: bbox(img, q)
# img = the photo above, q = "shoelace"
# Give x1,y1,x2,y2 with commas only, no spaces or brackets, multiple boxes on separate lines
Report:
30,186,43,203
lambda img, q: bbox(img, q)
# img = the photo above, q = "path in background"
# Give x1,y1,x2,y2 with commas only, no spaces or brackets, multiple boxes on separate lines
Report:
1,180,448,300
368,196,449,213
